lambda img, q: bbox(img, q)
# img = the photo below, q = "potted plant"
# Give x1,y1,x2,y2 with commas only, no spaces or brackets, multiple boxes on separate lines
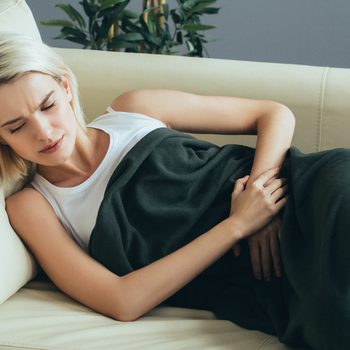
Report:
41,0,221,57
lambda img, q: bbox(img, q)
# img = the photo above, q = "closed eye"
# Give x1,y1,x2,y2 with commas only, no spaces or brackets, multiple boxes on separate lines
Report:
10,101,56,134
10,124,24,133
42,102,55,111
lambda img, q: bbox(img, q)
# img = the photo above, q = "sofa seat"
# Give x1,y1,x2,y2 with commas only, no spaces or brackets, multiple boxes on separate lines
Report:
0,280,297,350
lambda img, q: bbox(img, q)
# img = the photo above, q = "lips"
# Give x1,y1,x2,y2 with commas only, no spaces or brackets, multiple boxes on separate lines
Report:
40,136,63,152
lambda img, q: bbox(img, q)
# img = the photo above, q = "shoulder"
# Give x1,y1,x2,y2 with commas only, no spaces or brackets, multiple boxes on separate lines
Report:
6,185,41,207
110,90,171,128
5,186,58,238
110,89,145,112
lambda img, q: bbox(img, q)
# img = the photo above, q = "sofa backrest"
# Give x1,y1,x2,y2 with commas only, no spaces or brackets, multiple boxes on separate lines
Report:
53,49,350,153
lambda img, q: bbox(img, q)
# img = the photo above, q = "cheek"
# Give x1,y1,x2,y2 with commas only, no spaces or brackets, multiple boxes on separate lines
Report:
7,139,34,161
52,101,76,134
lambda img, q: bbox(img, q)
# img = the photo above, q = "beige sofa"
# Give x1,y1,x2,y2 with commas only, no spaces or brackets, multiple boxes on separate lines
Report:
1,1,349,349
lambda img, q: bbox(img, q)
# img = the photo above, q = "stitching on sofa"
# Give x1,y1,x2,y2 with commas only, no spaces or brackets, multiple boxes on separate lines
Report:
0,341,86,350
0,0,23,16
317,67,330,151
255,335,275,350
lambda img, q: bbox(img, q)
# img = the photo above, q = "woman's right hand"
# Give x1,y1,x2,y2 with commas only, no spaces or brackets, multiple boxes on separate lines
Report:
229,167,288,241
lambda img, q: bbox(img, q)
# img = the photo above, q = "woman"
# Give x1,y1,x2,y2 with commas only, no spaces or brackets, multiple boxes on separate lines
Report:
0,33,348,350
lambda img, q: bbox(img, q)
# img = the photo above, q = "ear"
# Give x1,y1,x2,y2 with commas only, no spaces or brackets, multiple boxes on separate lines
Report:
60,75,73,103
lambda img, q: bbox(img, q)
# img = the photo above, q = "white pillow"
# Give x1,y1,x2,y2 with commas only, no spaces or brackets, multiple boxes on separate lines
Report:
0,0,42,40
0,184,38,304
0,1,42,304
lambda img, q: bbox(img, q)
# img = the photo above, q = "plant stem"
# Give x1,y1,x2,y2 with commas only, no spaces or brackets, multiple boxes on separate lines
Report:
143,0,150,23
108,21,119,52
159,0,166,29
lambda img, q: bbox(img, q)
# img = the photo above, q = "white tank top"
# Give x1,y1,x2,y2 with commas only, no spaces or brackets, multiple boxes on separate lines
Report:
30,107,166,253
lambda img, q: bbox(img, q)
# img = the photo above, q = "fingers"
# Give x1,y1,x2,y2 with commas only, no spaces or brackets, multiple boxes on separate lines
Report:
249,236,272,282
232,175,249,195
253,167,280,188
249,240,262,280
260,238,271,281
270,231,283,278
232,243,241,257
231,175,249,215
266,177,287,192
248,221,284,282
270,184,288,203
275,195,288,211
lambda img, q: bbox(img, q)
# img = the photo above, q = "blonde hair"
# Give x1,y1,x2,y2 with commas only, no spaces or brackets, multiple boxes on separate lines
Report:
0,32,86,189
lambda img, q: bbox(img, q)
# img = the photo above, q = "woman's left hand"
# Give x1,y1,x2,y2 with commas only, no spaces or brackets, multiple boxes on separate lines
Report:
232,215,283,282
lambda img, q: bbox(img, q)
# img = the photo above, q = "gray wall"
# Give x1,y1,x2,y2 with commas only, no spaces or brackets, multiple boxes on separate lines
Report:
27,0,350,68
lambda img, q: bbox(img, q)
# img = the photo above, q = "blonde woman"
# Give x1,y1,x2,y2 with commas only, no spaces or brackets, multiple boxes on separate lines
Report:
0,33,348,350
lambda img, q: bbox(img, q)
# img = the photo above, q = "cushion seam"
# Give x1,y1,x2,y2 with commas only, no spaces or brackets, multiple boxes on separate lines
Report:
317,67,330,151
0,0,24,16
0,340,86,350
256,335,276,350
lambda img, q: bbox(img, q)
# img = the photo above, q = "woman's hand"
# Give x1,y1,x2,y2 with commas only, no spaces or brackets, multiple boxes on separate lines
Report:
248,216,283,281
228,167,288,241
233,216,283,282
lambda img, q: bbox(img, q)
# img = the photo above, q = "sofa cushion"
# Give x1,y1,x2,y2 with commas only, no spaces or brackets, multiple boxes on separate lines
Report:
0,0,41,40
0,281,294,350
0,187,38,304
0,0,40,305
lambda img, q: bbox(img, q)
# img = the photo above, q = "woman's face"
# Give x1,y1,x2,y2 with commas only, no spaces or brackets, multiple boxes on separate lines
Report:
0,72,77,166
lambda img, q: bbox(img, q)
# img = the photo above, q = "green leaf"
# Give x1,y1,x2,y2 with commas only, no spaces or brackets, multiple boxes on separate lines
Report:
55,3,86,28
176,31,183,44
163,3,169,20
65,36,89,46
121,16,141,32
201,7,220,15
58,27,90,47
100,0,129,11
170,9,182,24
182,0,200,11
185,39,195,52
79,0,93,17
182,23,215,31
114,33,144,42
182,0,218,17
40,20,75,28
98,0,130,18
122,9,138,19
79,0,99,21
143,32,163,46
54,32,90,46
95,38,107,50
109,39,139,50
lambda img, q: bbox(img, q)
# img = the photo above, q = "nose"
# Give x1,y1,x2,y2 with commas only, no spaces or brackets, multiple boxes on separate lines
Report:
34,116,54,142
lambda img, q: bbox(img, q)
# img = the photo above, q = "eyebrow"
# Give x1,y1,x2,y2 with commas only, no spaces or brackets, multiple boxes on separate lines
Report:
0,90,55,128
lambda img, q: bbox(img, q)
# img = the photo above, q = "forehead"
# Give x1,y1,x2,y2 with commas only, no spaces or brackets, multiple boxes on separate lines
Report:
0,72,57,97
0,73,59,117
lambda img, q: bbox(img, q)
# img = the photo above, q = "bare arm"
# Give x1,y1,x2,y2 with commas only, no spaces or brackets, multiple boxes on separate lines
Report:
111,90,295,281
6,168,285,322
111,89,296,183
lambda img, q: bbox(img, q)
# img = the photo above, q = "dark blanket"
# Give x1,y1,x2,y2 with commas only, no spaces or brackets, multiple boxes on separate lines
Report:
88,127,350,350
